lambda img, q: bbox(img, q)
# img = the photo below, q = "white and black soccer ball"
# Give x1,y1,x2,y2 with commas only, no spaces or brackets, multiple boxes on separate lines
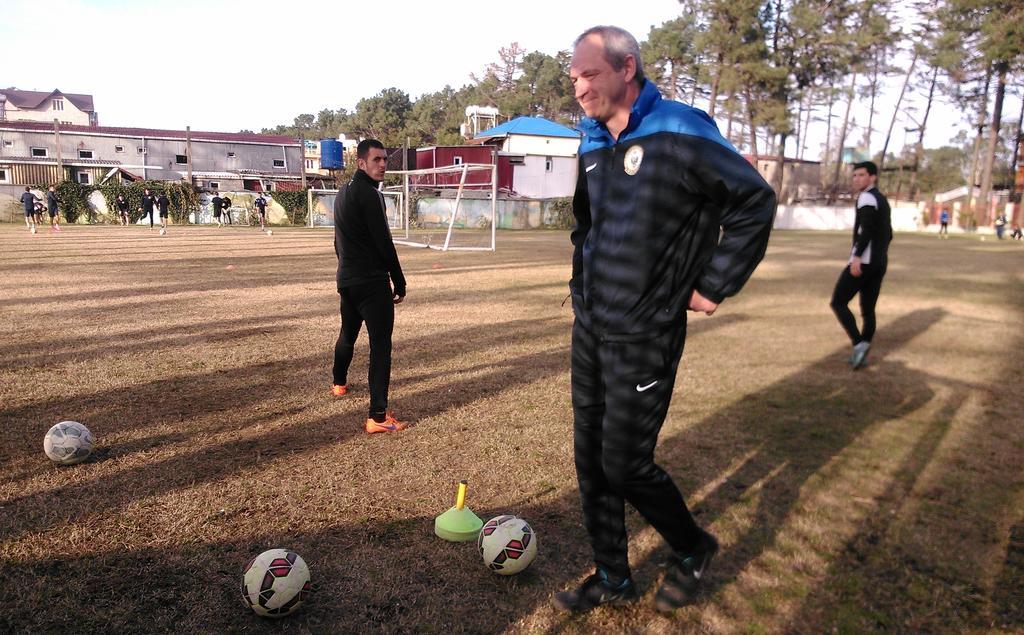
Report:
266,229,273,236
43,421,94,465
241,549,311,617
159,228,166,236
478,515,538,575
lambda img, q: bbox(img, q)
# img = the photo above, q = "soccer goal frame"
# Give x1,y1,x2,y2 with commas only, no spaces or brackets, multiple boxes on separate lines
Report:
385,162,498,252
306,188,404,231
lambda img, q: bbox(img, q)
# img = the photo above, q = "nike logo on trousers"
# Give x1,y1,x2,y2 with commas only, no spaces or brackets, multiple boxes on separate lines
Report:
636,380,658,392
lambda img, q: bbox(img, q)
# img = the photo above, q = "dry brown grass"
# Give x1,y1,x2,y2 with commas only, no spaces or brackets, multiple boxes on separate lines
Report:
1,224,1022,634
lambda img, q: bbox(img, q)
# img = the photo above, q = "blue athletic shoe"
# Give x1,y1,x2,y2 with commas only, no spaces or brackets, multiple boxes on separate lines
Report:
552,569,638,612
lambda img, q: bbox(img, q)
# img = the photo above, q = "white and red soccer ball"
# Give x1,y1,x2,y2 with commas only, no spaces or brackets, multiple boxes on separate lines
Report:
478,515,538,575
241,549,311,617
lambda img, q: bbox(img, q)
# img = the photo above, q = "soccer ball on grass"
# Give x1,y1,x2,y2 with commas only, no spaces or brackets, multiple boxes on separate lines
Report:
241,549,312,617
43,421,94,465
478,515,538,575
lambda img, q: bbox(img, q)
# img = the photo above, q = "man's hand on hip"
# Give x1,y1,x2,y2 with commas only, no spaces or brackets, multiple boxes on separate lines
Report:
688,289,718,316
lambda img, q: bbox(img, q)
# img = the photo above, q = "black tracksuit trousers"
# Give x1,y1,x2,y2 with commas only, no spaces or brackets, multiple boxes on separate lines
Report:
830,261,886,346
333,281,394,417
571,319,703,581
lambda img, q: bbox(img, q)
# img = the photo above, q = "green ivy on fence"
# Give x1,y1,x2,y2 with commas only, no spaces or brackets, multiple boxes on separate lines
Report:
269,189,309,226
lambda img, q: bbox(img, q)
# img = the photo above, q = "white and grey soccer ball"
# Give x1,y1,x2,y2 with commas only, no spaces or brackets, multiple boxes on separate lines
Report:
159,228,167,236
241,549,311,617
478,515,538,575
43,421,94,465
266,229,273,236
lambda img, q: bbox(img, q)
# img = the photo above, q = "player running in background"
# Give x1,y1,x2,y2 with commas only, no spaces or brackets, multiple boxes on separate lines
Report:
21,187,37,232
212,192,223,227
254,193,268,230
115,194,130,225
222,195,233,226
139,188,157,228
46,185,61,232
156,192,170,229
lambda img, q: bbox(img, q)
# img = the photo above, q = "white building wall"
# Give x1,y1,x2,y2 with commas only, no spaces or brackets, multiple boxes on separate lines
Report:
512,155,577,198
502,134,580,157
4,102,92,126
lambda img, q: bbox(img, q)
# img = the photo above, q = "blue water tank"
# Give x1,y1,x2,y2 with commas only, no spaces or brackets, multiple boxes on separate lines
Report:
320,139,344,170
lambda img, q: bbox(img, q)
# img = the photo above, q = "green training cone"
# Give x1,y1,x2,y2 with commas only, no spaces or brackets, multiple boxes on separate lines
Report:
434,480,483,542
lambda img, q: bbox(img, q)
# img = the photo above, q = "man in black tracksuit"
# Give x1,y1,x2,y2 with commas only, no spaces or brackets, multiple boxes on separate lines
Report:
156,192,170,229
332,138,408,434
830,161,892,369
139,188,157,228
554,26,776,615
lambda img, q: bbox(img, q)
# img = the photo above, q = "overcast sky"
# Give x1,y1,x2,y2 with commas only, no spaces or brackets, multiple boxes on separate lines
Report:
3,0,1019,160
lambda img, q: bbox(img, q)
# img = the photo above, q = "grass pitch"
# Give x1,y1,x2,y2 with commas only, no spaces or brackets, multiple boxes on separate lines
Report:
1,224,1022,634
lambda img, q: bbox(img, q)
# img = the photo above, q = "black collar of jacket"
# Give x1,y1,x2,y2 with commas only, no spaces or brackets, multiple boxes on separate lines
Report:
353,169,381,188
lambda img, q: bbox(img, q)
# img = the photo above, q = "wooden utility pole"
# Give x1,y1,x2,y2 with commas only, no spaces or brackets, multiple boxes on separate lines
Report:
53,119,64,182
299,136,307,189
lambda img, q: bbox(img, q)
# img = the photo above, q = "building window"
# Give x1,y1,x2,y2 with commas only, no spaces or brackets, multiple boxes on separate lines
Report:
227,152,236,158
3,140,12,147
175,154,188,164
453,156,463,165
78,149,94,159
77,171,92,185
273,159,285,168
31,147,48,158
53,99,64,111
545,156,553,172
209,181,220,189
61,121,72,125
137,147,146,154
0,168,9,183
304,159,314,170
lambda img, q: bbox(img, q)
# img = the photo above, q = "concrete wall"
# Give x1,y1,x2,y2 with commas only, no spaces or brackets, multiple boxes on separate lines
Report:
415,197,567,229
774,204,925,231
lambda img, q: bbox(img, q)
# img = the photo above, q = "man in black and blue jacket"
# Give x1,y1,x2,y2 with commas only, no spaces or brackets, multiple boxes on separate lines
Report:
553,26,776,615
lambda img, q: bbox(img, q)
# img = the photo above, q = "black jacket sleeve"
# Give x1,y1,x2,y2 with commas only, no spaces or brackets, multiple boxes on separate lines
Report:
690,142,777,304
852,203,878,258
569,155,591,297
362,186,406,296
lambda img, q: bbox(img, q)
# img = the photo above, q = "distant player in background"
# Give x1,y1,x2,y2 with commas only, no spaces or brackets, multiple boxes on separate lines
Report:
33,200,45,227
212,191,223,227
222,195,233,225
156,191,170,229
115,194,130,225
139,188,157,228
46,185,61,231
939,207,949,237
254,193,268,230
21,187,37,232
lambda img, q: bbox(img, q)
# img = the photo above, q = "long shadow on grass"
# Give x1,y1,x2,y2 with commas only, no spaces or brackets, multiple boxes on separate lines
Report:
529,307,946,634
787,357,1024,629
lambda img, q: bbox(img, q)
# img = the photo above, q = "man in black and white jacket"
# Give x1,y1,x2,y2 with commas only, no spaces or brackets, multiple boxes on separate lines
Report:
830,160,892,369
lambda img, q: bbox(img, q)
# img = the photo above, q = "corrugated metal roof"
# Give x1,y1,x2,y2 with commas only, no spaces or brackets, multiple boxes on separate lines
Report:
0,155,121,166
0,120,300,145
475,116,581,140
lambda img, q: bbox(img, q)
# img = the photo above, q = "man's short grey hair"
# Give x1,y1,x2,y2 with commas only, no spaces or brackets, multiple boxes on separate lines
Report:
574,25,645,85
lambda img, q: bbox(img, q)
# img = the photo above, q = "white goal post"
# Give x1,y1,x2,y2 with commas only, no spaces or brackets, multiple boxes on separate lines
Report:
385,163,498,252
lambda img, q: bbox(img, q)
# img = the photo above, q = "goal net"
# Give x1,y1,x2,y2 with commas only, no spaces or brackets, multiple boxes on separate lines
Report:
387,163,497,251
307,189,404,230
